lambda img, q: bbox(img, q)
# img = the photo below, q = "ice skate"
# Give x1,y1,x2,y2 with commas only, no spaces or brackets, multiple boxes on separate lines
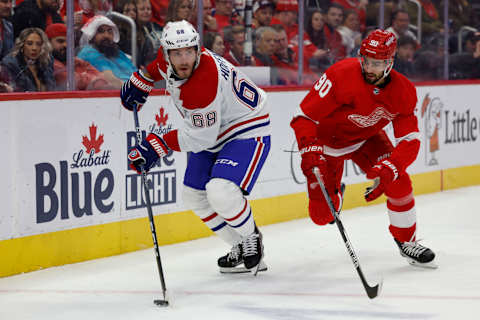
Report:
218,243,267,274
241,226,266,275
395,239,438,269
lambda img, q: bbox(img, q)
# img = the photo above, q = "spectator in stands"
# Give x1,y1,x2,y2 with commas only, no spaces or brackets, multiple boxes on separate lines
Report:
46,23,114,90
13,0,64,38
393,35,416,78
150,0,169,26
59,0,112,33
271,24,297,85
1,28,55,91
213,0,242,35
0,0,14,61
224,25,255,66
403,0,443,42
365,0,397,28
253,0,274,28
77,15,136,82
253,26,279,84
0,63,13,92
253,26,276,65
119,0,137,20
449,33,480,79
386,9,418,43
332,0,367,32
135,0,162,65
204,31,226,56
114,0,136,51
463,31,480,54
440,0,475,33
413,39,443,81
191,0,217,33
271,24,318,85
136,0,163,44
305,9,330,73
166,0,193,23
323,3,347,62
271,0,298,41
337,9,362,57
306,9,326,50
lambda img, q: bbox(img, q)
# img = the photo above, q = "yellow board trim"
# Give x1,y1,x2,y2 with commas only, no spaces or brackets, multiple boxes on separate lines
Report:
1,165,479,277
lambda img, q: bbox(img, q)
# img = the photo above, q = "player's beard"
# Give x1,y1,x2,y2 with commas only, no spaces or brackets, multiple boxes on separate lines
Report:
363,71,383,85
173,63,194,79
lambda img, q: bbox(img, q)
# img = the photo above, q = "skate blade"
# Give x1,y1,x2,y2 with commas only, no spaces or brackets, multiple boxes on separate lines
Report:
248,260,268,276
220,261,267,274
406,258,438,269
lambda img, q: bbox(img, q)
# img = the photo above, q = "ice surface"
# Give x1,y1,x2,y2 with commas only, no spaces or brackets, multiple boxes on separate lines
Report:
1,186,479,320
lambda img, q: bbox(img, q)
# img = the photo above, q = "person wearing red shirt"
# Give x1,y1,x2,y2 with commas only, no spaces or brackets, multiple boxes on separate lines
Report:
212,0,242,36
323,3,347,63
46,23,114,90
290,30,437,269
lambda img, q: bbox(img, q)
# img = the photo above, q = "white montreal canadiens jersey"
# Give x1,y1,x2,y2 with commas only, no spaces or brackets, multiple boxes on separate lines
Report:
154,49,270,153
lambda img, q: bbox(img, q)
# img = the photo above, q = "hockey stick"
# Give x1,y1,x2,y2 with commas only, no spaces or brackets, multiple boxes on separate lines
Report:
313,167,382,299
132,105,169,307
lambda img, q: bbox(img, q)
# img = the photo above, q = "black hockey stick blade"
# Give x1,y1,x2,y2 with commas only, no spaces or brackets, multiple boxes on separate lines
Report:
364,277,383,299
154,299,169,307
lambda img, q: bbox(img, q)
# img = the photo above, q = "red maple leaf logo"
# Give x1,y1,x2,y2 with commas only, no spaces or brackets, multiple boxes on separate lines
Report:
82,123,104,154
155,107,168,126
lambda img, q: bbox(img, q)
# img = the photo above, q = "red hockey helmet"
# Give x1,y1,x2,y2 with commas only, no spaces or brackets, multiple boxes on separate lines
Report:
360,29,397,60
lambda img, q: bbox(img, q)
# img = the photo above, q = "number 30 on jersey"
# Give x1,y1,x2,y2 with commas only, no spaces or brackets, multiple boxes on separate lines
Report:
314,73,332,98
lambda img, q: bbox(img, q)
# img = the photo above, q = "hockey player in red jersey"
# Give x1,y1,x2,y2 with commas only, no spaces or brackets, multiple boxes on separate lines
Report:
291,29,437,268
121,20,270,274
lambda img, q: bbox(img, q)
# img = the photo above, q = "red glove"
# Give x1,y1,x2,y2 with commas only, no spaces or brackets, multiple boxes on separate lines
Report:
364,159,399,202
300,141,338,225
299,141,326,180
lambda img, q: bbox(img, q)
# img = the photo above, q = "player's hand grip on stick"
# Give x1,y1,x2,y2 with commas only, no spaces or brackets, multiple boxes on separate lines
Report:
121,70,154,112
364,159,399,202
313,167,383,299
128,133,170,174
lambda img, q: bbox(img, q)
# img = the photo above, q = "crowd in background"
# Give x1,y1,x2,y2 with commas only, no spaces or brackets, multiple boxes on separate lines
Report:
0,0,479,92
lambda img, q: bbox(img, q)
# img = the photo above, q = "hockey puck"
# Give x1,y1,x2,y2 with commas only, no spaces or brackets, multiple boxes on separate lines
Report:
154,299,169,307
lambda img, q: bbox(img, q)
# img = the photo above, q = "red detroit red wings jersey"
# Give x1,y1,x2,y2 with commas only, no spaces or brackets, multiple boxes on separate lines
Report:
301,58,418,148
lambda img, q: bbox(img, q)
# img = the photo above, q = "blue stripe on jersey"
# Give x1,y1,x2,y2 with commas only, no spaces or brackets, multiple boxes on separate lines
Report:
208,121,270,151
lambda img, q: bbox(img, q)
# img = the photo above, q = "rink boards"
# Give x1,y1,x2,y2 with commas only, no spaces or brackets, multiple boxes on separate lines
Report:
1,82,480,277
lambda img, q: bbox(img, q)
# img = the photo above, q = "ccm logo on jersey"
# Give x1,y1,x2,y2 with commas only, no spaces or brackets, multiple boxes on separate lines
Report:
215,158,239,166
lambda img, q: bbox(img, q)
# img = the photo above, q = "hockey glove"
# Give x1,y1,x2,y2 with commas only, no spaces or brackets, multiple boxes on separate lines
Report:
364,159,399,202
128,133,170,174
121,70,154,111
300,140,327,180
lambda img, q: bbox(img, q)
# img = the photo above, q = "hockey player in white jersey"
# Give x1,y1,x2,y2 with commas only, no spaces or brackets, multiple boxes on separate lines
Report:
121,20,270,274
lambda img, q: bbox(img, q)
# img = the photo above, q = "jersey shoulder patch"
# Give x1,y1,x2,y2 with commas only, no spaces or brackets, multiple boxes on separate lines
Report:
180,53,219,110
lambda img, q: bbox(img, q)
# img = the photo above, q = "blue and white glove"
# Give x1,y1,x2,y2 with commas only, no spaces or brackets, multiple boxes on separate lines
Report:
121,70,154,111
128,133,170,173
